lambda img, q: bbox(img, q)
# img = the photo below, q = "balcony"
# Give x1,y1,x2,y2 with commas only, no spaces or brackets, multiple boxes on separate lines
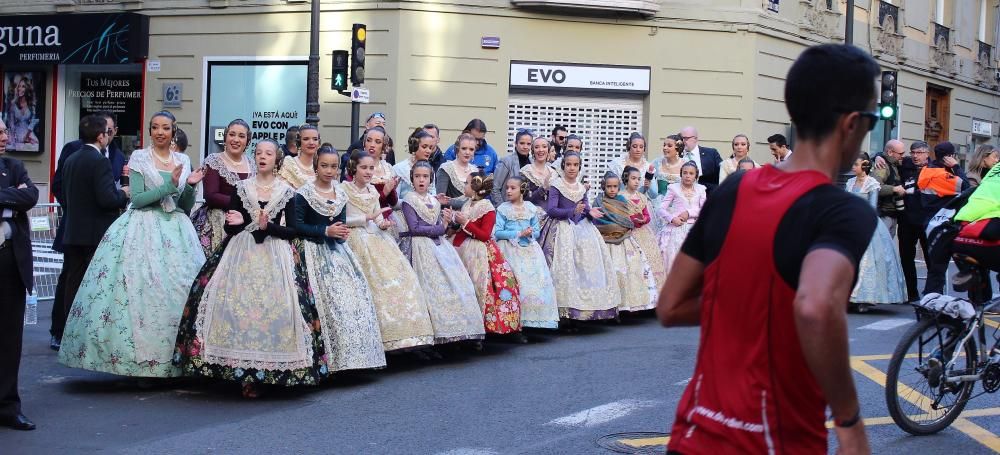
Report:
798,0,842,40
931,23,956,74
872,0,904,60
976,41,997,88
509,0,660,18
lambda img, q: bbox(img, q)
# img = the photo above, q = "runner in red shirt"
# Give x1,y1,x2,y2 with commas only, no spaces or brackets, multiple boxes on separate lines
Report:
657,44,879,455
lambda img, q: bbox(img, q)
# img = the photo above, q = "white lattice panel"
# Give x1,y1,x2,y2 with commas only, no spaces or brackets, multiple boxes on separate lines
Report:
506,95,643,199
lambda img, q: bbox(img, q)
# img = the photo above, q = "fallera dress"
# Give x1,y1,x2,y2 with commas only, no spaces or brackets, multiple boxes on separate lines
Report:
341,181,435,351
593,193,657,312
543,177,621,320
294,181,386,371
173,178,328,387
454,198,523,334
398,191,486,343
847,176,907,305
520,163,559,263
493,201,559,329
59,149,205,377
278,154,316,189
623,189,667,295
657,183,706,276
190,152,255,258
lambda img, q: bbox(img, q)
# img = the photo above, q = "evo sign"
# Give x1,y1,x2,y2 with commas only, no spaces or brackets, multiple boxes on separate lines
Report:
509,61,650,94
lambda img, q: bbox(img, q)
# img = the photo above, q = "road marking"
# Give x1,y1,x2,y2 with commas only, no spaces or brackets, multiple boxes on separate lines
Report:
851,355,1000,452
434,449,498,455
547,399,659,428
674,378,691,386
620,435,670,448
858,319,912,331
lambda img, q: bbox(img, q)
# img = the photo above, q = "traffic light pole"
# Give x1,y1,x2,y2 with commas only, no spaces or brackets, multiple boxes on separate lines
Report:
305,0,320,126
351,102,360,145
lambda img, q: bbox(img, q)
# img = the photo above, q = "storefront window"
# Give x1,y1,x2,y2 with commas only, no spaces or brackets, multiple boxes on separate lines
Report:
63,64,143,156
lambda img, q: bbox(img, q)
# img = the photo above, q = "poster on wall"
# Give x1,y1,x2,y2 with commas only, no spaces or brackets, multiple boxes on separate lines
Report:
205,60,307,157
74,72,143,136
2,71,45,153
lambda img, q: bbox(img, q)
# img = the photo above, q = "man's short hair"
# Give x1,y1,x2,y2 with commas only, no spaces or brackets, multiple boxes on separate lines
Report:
552,125,568,136
79,114,107,144
784,44,880,141
93,111,116,125
422,123,439,135
910,140,930,151
767,134,788,147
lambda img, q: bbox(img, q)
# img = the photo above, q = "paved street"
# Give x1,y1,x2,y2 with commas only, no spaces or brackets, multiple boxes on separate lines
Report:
4,299,1000,454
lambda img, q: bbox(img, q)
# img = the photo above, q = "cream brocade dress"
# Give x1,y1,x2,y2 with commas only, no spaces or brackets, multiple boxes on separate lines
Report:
623,189,667,294
279,154,316,189
341,181,435,351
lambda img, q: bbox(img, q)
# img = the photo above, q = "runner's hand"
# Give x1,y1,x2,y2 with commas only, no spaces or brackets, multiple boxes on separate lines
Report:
834,424,870,455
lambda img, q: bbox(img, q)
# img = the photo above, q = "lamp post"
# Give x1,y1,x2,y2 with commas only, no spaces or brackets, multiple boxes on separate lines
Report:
845,0,854,45
305,0,320,126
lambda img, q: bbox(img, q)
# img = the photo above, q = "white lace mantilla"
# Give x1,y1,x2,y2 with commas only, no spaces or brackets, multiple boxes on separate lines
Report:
461,198,495,222
402,191,441,225
441,160,474,193
551,176,587,203
342,181,381,217
497,201,537,221
520,164,557,189
297,181,347,219
237,178,295,232
128,148,191,213
203,152,256,186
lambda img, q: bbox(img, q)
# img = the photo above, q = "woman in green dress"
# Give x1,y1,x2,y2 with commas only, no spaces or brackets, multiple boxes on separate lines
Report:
59,110,206,378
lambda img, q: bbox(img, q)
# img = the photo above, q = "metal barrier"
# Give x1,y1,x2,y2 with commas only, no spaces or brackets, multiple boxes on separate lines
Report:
28,203,61,301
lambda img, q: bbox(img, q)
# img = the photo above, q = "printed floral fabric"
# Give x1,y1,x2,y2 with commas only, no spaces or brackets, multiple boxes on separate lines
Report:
342,182,435,351
192,153,255,257
624,191,667,292
494,202,559,328
59,196,205,377
604,236,657,312
457,238,523,334
278,155,316,189
548,216,621,320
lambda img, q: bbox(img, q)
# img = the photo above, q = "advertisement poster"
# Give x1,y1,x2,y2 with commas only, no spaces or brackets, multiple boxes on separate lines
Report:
205,61,307,157
3,70,45,153
74,72,143,136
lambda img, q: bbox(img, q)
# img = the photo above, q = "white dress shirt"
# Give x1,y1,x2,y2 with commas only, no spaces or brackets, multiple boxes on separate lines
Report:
683,145,704,176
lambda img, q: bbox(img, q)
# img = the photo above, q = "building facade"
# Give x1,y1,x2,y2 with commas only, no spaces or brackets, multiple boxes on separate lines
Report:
1,0,999,195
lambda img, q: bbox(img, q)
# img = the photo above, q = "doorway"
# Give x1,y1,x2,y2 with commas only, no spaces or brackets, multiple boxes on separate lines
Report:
924,84,950,150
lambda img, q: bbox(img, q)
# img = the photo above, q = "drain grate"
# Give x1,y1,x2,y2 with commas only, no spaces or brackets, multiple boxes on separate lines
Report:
596,432,670,454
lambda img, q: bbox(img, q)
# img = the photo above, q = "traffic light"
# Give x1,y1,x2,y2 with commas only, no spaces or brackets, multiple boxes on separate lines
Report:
879,70,898,121
332,50,348,92
350,23,366,86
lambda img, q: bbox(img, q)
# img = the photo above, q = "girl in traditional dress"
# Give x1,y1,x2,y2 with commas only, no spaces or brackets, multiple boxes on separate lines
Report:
592,172,656,312
436,133,477,210
60,111,207,379
522,137,560,263
392,129,450,233
278,124,318,189
342,151,436,353
494,176,559,329
398,161,485,346
719,134,758,183
454,172,524,339
545,152,621,321
174,139,326,398
657,161,707,275
650,135,684,233
847,154,907,309
191,119,256,257
608,132,656,199
620,166,667,294
294,148,386,372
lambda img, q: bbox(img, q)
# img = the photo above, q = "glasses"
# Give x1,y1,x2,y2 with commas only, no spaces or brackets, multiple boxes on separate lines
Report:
370,112,385,120
556,135,568,140
0,128,7,136
681,135,696,141
857,112,879,131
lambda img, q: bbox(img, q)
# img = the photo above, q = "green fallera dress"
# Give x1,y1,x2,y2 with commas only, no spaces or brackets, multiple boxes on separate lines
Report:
59,149,205,377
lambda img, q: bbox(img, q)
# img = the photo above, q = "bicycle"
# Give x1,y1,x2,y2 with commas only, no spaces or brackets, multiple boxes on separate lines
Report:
885,254,1000,435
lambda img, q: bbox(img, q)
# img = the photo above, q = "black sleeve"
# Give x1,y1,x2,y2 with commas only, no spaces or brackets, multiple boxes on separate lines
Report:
261,195,297,241
224,192,250,236
680,172,741,264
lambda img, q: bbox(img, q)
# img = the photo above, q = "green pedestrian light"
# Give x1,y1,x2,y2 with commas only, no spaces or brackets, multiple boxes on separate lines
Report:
332,50,349,92
880,104,895,119
879,70,898,121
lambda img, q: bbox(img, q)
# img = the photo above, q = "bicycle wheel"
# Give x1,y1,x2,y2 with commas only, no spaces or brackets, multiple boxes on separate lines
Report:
885,316,977,435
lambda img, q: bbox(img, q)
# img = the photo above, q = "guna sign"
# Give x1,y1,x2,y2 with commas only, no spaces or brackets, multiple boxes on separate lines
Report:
0,13,148,65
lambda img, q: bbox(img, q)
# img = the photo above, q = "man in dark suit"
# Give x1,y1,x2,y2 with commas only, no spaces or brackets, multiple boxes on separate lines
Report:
48,112,126,349
680,126,723,193
58,115,130,351
0,118,40,431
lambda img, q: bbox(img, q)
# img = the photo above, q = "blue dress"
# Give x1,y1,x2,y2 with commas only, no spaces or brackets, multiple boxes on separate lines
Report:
847,176,907,305
494,201,559,328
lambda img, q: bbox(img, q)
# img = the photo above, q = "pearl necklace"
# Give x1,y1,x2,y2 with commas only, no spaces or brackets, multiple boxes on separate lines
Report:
314,182,336,197
153,150,173,165
223,152,245,168
294,154,315,174
255,177,275,192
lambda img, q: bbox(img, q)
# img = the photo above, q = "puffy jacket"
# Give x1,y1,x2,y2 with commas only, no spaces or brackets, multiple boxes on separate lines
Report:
918,161,970,225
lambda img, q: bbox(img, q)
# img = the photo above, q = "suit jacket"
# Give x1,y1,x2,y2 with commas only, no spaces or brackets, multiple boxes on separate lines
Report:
0,156,39,292
60,144,129,247
490,152,526,205
697,146,723,192
52,140,125,251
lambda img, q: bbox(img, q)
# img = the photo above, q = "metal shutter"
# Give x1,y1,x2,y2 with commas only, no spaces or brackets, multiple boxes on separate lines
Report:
506,94,644,199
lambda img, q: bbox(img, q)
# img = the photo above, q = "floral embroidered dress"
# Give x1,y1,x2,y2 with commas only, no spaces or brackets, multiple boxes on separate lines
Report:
608,155,658,199
623,189,667,294
173,179,328,387
399,191,485,343
341,181,435,351
278,154,316,189
649,157,682,233
59,149,205,377
657,182,706,276
544,177,621,320
521,162,559,264
454,198,523,334
294,182,386,371
593,193,657,312
191,152,255,258
847,176,907,305
493,201,559,329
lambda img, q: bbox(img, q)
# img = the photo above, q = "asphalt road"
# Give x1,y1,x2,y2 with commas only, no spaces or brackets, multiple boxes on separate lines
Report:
4,299,1000,454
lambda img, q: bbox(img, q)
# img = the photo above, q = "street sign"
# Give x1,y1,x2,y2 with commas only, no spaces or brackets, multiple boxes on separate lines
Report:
972,118,993,137
481,36,500,49
351,87,370,103
146,60,161,72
